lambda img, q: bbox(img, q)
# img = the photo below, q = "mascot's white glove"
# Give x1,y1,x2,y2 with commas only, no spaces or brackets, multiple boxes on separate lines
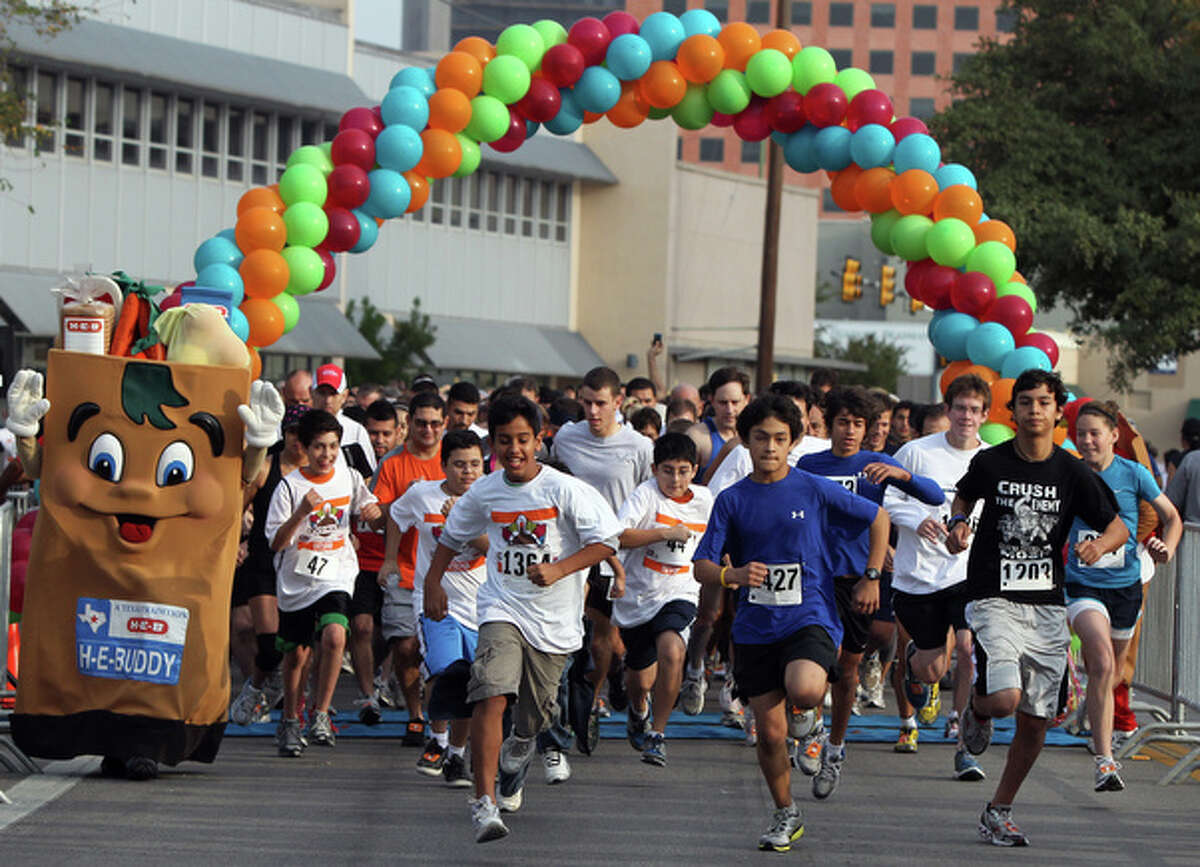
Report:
237,380,285,448
6,370,51,438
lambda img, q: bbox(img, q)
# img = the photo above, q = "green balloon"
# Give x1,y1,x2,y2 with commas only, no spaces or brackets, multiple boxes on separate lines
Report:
281,245,324,296
745,48,792,97
532,19,567,50
483,54,532,105
890,214,934,262
925,217,976,267
707,70,751,115
496,23,545,71
454,134,481,177
278,163,327,207
286,144,333,176
998,281,1038,313
282,201,330,248
647,106,672,120
834,67,875,101
465,95,510,143
965,240,1017,289
979,422,1016,445
672,84,714,130
870,210,901,255
271,288,300,333
792,46,837,95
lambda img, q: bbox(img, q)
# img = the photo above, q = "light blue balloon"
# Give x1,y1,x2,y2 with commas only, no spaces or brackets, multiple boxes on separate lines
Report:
390,66,435,97
363,168,411,219
640,12,686,61
573,66,621,113
849,123,895,169
966,321,1016,371
935,162,977,191
770,130,789,147
545,88,583,135
783,126,820,174
349,208,378,253
927,308,953,344
229,307,249,342
813,125,853,171
374,123,423,173
893,133,941,174
606,33,652,80
933,312,979,361
195,263,245,308
680,8,721,37
1000,346,1053,379
193,236,243,273
216,228,237,244
525,120,539,138
380,85,429,130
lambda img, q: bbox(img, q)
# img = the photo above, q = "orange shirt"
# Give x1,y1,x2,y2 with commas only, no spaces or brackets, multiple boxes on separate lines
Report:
370,447,444,589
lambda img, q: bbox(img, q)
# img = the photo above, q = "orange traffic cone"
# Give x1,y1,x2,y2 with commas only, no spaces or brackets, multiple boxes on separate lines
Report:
2,622,17,709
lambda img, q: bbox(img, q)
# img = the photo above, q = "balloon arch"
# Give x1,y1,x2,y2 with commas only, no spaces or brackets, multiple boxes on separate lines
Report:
179,9,1057,445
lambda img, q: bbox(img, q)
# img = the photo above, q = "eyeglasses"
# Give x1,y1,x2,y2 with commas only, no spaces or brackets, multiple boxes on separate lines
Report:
413,418,443,428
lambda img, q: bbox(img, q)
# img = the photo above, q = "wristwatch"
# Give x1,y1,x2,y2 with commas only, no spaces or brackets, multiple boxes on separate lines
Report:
863,568,881,582
946,513,969,532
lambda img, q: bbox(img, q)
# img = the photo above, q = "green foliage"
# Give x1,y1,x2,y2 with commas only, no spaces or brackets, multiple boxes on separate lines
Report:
345,297,437,387
814,330,905,392
930,0,1200,388
1,2,83,143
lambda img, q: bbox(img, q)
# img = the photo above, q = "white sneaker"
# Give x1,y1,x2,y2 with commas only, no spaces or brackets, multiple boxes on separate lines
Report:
679,674,706,715
261,670,284,712
470,795,509,843
229,678,266,726
496,786,523,813
499,734,535,775
758,802,804,851
543,748,571,784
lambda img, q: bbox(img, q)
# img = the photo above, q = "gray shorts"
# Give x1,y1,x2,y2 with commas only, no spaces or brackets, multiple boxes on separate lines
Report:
381,584,418,640
466,621,569,740
966,597,1069,719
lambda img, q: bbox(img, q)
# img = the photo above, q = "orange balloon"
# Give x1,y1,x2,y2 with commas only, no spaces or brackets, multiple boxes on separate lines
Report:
404,171,429,213
435,51,483,98
608,83,650,128
717,22,762,71
988,378,1016,423
676,34,725,83
583,110,604,124
237,186,285,216
943,363,1000,395
890,169,938,215
932,184,984,224
1011,270,1027,284
1053,424,1068,445
239,248,289,300
454,36,496,68
761,29,802,60
637,60,688,109
241,298,285,348
235,206,287,253
246,344,262,380
415,129,462,178
939,360,974,396
854,167,897,214
974,218,1017,252
830,165,864,212
427,88,472,133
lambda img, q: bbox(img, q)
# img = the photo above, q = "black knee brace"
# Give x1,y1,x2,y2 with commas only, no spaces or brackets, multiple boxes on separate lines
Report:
255,632,283,674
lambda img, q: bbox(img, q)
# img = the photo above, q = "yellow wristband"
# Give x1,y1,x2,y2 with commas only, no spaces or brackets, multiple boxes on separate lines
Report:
719,565,730,587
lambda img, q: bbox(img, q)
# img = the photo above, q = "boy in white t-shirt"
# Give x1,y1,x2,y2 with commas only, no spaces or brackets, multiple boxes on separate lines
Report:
422,396,621,844
615,432,714,767
265,410,382,758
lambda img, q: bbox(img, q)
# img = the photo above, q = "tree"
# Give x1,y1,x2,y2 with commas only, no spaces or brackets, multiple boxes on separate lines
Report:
814,329,905,392
929,0,1200,388
345,296,437,387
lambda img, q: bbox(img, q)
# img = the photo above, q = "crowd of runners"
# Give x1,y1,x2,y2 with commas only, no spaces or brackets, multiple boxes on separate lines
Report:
226,354,1181,851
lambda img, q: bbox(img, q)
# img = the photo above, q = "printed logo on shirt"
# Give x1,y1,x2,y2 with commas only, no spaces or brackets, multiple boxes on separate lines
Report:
299,495,351,553
995,481,1059,591
492,507,558,547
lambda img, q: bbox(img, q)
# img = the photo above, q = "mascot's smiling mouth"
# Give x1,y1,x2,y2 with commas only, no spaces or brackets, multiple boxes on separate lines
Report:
115,513,158,544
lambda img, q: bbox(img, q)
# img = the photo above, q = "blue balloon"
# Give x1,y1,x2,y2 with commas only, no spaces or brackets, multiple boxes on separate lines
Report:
525,120,540,139
893,133,941,174
770,130,789,147
216,228,237,244
927,308,954,344
640,12,686,61
380,85,429,130
195,263,245,308
362,168,411,219
966,322,1016,371
545,89,583,135
813,125,853,171
390,66,435,97
933,312,979,361
573,66,621,113
229,307,250,342
1000,346,1053,379
349,208,378,253
783,126,820,173
193,236,243,273
374,123,423,172
606,33,652,80
680,8,721,37
935,162,977,190
849,123,895,169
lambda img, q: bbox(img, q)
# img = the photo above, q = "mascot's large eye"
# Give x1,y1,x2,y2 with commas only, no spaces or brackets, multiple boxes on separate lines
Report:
87,433,125,482
156,441,195,487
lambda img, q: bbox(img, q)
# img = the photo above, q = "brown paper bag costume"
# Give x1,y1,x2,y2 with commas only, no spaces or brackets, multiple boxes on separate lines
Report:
12,350,249,764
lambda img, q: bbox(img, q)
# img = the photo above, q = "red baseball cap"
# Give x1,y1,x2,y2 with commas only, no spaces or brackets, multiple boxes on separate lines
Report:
315,363,347,392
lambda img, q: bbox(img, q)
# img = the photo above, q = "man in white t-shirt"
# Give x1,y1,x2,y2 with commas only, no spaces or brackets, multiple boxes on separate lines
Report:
311,363,375,478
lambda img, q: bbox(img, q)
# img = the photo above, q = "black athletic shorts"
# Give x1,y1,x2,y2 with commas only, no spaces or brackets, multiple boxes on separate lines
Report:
892,585,969,651
1065,581,1144,633
619,600,697,671
349,569,383,619
733,624,838,701
585,563,614,619
872,570,894,623
231,564,275,608
277,591,351,650
833,576,873,655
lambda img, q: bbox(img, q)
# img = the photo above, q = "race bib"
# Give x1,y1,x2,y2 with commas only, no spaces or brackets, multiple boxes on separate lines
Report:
1077,529,1125,569
295,551,333,579
496,545,553,581
748,563,803,606
647,537,695,568
1000,557,1053,591
828,475,858,494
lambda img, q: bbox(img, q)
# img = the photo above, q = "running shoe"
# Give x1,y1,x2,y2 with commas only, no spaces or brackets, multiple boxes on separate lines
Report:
812,742,843,800
903,641,931,712
642,732,667,767
595,697,612,719
124,756,158,781
1111,727,1139,753
543,748,571,784
918,682,942,725
679,675,706,716
470,795,509,843
416,738,446,776
744,707,757,746
1094,756,1126,792
864,677,886,709
961,696,993,756
954,748,985,781
277,717,305,757
443,752,472,787
860,652,882,703
579,704,600,755
229,678,266,726
944,710,960,741
499,734,535,775
402,718,427,747
355,691,383,726
261,669,284,711
758,803,804,852
792,724,825,776
788,706,818,739
894,726,918,753
340,649,354,674
497,782,523,813
978,803,1028,847
307,709,336,746
626,704,650,751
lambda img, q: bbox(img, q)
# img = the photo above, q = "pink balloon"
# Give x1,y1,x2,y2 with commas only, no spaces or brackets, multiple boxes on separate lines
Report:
323,206,362,252
846,89,894,132
330,129,376,172
803,82,848,128
339,106,383,138
1017,331,1060,368
710,111,735,128
516,77,562,122
987,294,1034,337
488,110,527,153
602,10,639,37
567,17,613,67
889,116,929,141
923,264,958,310
316,247,336,292
765,91,806,133
950,271,997,318
733,98,771,142
326,163,370,208
904,259,936,302
541,43,587,88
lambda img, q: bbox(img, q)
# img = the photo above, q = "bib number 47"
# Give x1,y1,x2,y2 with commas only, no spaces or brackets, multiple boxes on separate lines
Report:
300,554,330,577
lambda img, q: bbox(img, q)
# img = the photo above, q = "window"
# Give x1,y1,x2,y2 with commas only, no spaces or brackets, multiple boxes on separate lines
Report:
746,1,770,23
664,0,687,14
149,92,168,170
705,1,728,23
450,176,466,229
869,51,893,74
4,65,29,148
538,180,553,238
911,52,936,75
36,71,57,152
676,136,683,160
955,6,979,30
913,4,937,28
468,173,483,230
830,48,852,68
791,2,811,25
251,112,270,185
64,76,86,157
485,172,500,232
699,137,724,162
953,53,972,73
870,3,895,27
822,188,839,212
503,174,519,235
556,183,569,242
301,118,321,146
226,106,245,181
175,96,194,174
829,2,853,26
201,102,219,177
909,97,935,119
997,8,1018,32
121,87,141,166
741,140,761,163
521,177,534,236
277,116,294,174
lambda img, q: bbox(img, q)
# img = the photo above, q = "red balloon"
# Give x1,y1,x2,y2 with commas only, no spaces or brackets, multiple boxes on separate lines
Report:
733,97,770,142
541,43,587,88
987,294,1034,337
889,116,929,141
517,77,562,122
710,111,735,128
846,89,894,132
765,91,806,133
951,271,997,318
923,264,958,310
339,106,383,138
330,129,376,172
323,206,362,252
316,247,336,292
904,259,936,302
489,110,527,153
1017,331,1060,368
1064,397,1092,441
567,16,613,67
602,10,639,37
159,287,183,311
10,558,25,615
327,164,370,209
803,82,847,128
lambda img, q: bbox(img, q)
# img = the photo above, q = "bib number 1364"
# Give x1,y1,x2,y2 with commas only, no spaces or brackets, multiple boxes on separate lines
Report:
748,563,803,606
499,548,552,578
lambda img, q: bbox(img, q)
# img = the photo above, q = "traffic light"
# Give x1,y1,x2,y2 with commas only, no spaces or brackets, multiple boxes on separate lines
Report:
879,265,896,306
909,296,925,313
841,258,862,302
